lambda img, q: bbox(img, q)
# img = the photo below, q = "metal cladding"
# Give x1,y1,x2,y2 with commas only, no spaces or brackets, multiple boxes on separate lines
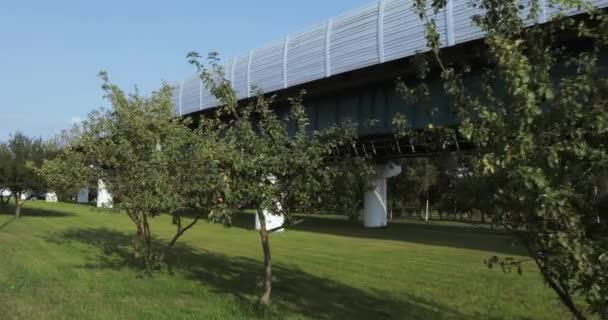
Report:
172,0,608,116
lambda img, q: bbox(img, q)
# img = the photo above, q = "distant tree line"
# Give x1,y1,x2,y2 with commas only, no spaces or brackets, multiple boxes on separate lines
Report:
385,155,495,223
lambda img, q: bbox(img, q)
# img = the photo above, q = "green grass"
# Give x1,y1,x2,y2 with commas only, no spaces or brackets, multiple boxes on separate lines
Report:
0,201,571,320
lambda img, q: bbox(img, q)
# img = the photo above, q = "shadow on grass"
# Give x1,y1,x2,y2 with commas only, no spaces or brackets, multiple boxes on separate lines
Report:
45,227,470,320
230,213,524,256
0,204,75,218
0,217,16,231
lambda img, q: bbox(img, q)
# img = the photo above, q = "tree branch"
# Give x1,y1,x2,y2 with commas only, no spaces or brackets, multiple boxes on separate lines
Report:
503,223,587,320
166,214,204,252
268,219,304,234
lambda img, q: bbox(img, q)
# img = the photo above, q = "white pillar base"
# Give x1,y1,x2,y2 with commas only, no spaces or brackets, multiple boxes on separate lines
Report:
255,210,285,232
45,192,58,202
97,180,113,208
363,163,402,228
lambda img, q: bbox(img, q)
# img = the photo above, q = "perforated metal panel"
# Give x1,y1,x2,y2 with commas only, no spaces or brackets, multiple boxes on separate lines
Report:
250,40,285,93
286,23,327,87
232,54,250,100
180,75,202,114
330,2,380,75
173,0,608,114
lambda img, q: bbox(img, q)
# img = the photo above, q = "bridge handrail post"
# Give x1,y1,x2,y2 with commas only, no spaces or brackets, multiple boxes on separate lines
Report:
378,0,386,63
446,0,456,46
325,18,333,78
178,79,184,116
283,36,290,89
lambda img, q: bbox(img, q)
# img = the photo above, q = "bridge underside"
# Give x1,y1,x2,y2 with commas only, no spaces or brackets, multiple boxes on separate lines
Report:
184,39,607,228
188,41,475,143
186,39,607,161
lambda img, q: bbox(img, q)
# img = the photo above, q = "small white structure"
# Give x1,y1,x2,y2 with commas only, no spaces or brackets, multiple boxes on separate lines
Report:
254,175,285,232
77,187,89,203
96,180,113,208
363,163,402,228
255,210,285,233
45,192,58,203
1,190,30,200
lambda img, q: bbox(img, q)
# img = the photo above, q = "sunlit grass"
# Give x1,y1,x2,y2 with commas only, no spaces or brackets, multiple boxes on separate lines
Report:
0,201,570,319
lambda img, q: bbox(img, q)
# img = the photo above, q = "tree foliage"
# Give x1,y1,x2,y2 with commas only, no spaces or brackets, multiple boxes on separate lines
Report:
39,73,204,268
188,52,373,306
408,0,608,318
0,132,56,217
308,157,375,220
35,145,89,201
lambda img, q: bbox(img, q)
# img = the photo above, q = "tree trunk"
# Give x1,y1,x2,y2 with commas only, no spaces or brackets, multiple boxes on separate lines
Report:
141,214,153,265
513,229,588,320
537,261,587,320
130,214,154,268
15,202,21,218
129,211,144,260
256,209,272,306
14,192,22,218
135,222,144,259
389,194,394,221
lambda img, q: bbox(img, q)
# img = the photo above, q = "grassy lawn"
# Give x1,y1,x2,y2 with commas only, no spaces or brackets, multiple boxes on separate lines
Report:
0,201,571,320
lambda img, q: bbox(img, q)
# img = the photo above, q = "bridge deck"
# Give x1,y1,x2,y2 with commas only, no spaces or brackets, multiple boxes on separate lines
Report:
172,0,608,116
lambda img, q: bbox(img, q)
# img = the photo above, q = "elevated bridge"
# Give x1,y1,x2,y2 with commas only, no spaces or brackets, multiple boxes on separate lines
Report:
172,0,608,228
173,0,607,130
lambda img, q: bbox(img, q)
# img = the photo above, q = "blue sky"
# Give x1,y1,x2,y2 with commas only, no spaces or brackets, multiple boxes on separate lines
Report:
0,0,372,140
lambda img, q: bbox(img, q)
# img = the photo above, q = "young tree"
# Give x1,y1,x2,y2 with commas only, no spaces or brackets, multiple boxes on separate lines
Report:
39,73,201,268
166,118,233,255
0,144,10,206
0,132,54,217
189,52,372,306
35,146,89,201
410,0,608,318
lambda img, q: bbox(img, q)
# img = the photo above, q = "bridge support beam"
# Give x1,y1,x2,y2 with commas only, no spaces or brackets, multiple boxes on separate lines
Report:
363,163,402,228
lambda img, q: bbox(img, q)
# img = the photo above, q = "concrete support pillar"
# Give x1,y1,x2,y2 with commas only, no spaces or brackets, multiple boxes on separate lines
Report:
363,163,402,228
45,192,58,203
255,209,285,233
254,175,285,232
97,180,113,208
77,187,89,203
